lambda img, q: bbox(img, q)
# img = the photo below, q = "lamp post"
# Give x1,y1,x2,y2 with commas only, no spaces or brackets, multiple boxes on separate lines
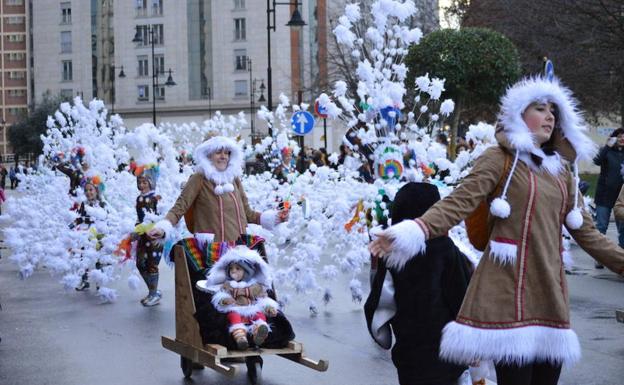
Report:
266,0,306,137
110,65,126,114
247,58,266,137
132,25,177,126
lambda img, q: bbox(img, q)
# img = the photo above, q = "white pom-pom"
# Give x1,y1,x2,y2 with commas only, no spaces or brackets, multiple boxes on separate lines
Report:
128,274,142,291
215,184,224,195
490,197,511,218
224,183,234,193
565,208,583,229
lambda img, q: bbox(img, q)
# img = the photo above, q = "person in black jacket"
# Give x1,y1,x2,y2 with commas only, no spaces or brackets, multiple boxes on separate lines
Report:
365,182,473,385
593,127,624,268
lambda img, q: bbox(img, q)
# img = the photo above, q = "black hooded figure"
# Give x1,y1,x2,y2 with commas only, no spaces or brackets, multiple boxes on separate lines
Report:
365,182,473,385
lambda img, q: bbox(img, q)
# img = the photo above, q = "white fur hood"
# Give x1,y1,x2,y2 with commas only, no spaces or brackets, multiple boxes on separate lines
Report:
497,76,597,166
193,136,244,186
205,246,272,288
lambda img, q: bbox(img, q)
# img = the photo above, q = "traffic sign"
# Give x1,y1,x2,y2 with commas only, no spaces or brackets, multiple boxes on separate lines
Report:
314,99,329,118
379,106,401,128
544,59,555,81
290,111,315,135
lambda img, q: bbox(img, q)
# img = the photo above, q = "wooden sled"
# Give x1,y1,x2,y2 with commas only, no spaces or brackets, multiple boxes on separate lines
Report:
161,245,329,384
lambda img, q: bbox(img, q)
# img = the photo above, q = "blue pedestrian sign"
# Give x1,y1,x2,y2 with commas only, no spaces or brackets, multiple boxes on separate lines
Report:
544,59,555,81
291,111,315,135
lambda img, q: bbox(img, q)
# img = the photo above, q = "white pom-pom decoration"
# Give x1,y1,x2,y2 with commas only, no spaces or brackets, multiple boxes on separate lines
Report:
224,183,235,193
128,274,142,291
490,197,511,218
565,208,583,230
215,185,224,195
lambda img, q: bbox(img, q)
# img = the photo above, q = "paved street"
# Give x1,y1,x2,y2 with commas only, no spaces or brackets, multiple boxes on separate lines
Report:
0,192,623,384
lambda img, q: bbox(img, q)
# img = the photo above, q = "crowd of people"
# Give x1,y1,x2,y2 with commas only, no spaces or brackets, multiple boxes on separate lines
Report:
2,77,624,385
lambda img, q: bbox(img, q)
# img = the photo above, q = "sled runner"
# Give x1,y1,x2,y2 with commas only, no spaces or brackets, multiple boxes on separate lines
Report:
161,245,328,384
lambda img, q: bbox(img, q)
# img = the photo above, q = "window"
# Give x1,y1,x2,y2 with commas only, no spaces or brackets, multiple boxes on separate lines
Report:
154,54,164,75
6,0,24,5
62,61,73,81
61,2,71,24
7,16,25,24
8,107,26,116
60,89,73,99
154,85,165,100
234,80,247,97
135,25,149,46
135,0,147,16
137,55,149,76
152,24,164,45
7,89,26,97
152,0,163,16
137,85,149,101
7,52,25,61
234,18,246,40
234,49,247,71
8,34,25,42
61,31,72,53
234,0,245,9
8,71,25,79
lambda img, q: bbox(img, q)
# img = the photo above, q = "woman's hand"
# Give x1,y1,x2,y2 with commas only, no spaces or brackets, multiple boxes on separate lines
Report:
368,232,394,257
147,227,164,239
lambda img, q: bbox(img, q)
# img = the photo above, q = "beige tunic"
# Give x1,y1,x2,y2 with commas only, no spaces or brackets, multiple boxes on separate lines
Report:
416,146,624,364
165,173,260,242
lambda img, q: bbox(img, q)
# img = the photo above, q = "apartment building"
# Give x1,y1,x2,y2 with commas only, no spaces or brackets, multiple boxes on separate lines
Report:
0,0,29,160
31,1,329,142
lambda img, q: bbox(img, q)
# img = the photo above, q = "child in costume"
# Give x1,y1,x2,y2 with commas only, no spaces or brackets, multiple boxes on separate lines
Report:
131,163,163,307
72,176,107,291
198,246,279,350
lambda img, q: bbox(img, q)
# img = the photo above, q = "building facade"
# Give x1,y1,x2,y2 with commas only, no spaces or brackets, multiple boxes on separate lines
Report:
30,0,335,145
0,0,29,160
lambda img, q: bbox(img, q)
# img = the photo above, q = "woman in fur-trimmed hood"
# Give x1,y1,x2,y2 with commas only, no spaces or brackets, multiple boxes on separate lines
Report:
370,77,624,385
149,135,285,242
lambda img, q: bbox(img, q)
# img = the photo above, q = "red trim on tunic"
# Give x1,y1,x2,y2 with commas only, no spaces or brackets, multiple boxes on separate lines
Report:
516,171,536,321
229,192,244,234
492,237,517,245
555,176,569,298
456,316,571,330
414,218,430,239
218,195,225,242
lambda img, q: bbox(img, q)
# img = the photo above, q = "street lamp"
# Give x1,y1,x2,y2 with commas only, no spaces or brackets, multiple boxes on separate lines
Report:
132,25,177,126
266,0,306,136
110,65,125,114
247,58,266,137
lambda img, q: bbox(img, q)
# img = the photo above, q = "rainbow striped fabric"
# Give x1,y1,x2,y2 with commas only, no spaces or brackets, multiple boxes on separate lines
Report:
181,234,265,272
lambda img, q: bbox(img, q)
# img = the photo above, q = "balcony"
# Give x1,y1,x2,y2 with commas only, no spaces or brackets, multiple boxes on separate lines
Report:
3,21,26,33
4,39,26,51
4,73,26,87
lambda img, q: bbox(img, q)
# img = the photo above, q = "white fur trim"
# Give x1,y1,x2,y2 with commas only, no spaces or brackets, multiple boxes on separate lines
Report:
195,280,220,293
205,246,272,287
229,323,247,333
154,219,174,236
255,296,280,313
260,210,278,230
565,208,583,230
249,318,272,334
193,136,244,185
490,197,511,219
370,272,396,349
498,76,597,162
489,239,518,265
440,321,581,366
381,219,426,271
518,151,564,175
